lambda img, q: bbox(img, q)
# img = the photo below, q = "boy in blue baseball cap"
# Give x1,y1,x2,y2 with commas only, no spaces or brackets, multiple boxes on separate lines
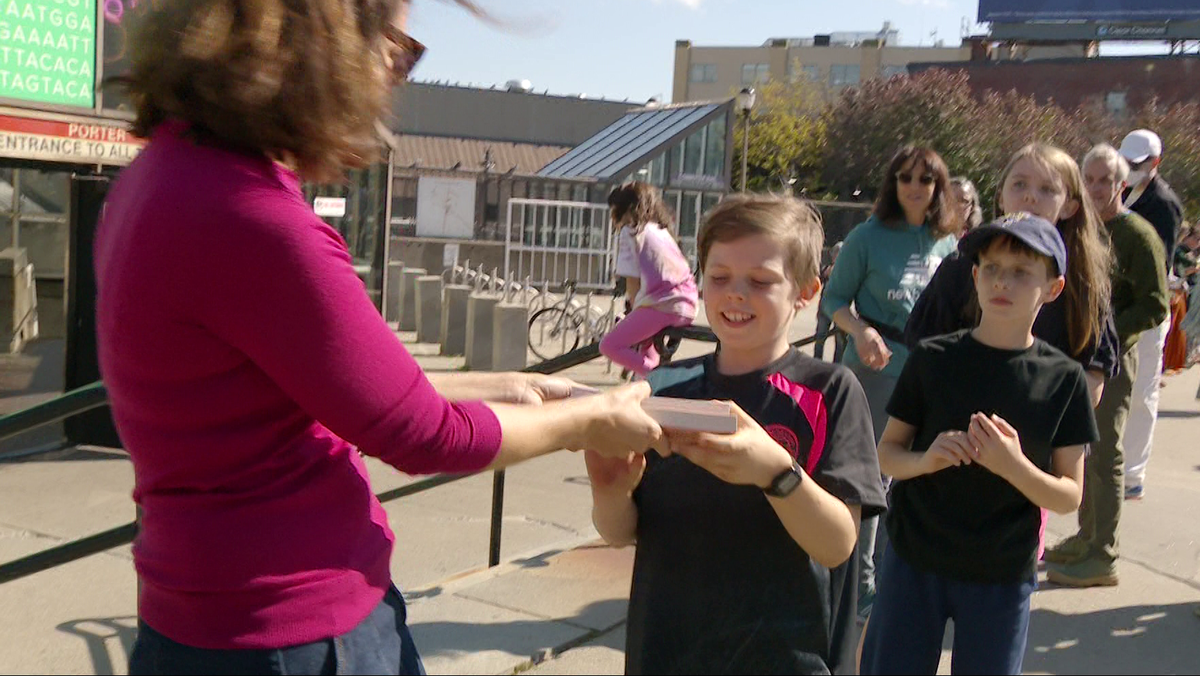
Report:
860,213,1099,674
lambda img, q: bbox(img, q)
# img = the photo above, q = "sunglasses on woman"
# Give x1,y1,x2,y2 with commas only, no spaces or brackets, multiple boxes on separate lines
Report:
383,24,426,80
896,171,935,186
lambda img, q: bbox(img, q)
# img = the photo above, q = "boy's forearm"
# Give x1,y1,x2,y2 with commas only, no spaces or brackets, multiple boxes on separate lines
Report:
878,441,926,480
591,488,638,547
768,476,858,568
1004,458,1082,514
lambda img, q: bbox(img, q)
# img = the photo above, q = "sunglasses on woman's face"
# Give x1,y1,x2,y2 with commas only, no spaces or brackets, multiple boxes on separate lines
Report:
896,171,935,186
383,24,426,80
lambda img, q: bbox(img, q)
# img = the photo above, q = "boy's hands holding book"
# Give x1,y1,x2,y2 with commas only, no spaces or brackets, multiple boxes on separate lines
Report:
667,402,795,488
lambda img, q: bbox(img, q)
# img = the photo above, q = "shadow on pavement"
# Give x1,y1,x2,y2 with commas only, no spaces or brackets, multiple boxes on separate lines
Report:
56,616,137,676
1024,603,1200,674
410,598,626,659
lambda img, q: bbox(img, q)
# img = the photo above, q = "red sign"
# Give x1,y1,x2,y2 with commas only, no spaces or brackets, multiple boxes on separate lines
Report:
0,113,145,165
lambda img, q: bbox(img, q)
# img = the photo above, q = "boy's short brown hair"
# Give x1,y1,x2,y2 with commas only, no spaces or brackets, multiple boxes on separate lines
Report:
697,194,824,286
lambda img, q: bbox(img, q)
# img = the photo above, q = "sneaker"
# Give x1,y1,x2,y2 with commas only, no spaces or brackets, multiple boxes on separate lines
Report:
1124,485,1145,501
856,588,876,625
1043,535,1089,565
1046,557,1119,588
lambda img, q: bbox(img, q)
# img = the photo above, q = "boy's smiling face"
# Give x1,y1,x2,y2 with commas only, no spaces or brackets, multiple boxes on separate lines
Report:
972,238,1065,324
702,233,819,373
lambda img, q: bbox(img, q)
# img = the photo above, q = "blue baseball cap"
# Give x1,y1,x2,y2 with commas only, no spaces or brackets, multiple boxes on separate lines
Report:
959,212,1067,276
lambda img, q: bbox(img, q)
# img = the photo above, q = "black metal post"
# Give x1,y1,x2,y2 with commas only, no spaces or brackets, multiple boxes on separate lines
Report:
488,470,506,567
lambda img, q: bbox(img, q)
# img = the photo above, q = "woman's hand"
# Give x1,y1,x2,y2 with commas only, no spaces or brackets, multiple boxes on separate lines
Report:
666,402,794,488
505,373,575,405
854,327,893,370
581,382,663,459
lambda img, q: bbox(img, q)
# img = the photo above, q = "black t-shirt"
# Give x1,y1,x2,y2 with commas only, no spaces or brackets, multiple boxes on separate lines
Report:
626,349,887,675
904,251,1120,379
886,331,1099,585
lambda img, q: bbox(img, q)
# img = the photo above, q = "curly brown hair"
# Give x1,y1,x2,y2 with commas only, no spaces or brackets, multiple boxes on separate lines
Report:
121,0,482,182
607,182,675,232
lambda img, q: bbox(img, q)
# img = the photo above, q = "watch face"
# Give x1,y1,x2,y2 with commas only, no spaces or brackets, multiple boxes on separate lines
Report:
767,462,803,497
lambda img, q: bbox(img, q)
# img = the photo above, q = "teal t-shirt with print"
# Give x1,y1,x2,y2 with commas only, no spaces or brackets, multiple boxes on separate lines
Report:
821,215,958,378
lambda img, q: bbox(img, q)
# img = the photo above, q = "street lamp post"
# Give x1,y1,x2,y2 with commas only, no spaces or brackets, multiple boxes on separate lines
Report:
736,87,757,192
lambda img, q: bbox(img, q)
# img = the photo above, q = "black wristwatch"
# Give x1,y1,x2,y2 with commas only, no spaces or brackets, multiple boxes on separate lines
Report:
763,459,804,498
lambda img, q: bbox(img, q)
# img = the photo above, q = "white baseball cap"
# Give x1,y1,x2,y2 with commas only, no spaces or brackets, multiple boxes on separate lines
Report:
1119,129,1163,164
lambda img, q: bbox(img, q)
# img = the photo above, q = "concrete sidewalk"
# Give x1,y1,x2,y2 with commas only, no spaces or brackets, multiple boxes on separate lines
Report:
410,364,1200,675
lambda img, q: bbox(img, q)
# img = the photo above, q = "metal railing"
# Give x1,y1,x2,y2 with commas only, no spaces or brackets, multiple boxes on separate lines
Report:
0,324,837,587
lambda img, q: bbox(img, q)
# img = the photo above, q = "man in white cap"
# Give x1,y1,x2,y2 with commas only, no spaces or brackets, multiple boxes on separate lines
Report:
1117,129,1184,501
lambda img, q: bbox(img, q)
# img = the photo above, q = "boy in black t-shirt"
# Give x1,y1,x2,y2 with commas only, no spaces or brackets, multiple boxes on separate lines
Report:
860,213,1099,675
585,195,887,675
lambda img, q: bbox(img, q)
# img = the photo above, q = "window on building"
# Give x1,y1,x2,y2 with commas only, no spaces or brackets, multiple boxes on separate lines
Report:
741,63,770,85
679,192,702,239
880,65,908,79
689,64,718,83
1105,91,1128,119
682,129,704,177
703,114,727,179
788,60,821,83
830,64,861,87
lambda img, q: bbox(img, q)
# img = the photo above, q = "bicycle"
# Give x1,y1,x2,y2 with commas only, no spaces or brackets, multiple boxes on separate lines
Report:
527,280,618,362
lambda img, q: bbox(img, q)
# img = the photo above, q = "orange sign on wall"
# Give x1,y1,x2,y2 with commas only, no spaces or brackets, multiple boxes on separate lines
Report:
0,113,144,165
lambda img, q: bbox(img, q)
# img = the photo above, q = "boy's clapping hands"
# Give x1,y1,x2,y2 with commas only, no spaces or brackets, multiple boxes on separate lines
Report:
919,413,1028,480
967,412,1030,480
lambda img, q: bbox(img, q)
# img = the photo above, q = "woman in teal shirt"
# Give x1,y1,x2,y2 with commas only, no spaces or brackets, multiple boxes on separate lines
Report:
820,145,958,620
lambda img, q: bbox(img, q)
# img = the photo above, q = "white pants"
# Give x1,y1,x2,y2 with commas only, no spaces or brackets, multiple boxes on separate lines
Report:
1123,317,1169,489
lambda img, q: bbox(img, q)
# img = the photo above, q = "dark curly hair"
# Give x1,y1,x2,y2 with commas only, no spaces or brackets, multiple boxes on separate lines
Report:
607,182,675,233
120,0,483,182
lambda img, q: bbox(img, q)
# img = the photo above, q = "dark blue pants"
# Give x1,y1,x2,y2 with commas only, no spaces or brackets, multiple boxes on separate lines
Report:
129,586,425,675
860,545,1034,675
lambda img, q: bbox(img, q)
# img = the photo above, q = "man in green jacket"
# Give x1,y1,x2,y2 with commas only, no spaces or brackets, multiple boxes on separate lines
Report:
1045,144,1169,587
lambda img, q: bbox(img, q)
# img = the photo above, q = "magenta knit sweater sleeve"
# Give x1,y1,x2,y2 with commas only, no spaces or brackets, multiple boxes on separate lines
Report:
190,172,501,475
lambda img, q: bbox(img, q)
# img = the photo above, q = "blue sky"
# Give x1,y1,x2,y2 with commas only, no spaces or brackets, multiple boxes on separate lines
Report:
407,0,1166,103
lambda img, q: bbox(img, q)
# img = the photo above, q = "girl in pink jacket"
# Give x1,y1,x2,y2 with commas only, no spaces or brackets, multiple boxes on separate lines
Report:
601,182,699,375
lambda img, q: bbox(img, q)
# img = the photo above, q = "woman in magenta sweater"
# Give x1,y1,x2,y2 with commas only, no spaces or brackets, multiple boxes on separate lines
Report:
96,1,662,673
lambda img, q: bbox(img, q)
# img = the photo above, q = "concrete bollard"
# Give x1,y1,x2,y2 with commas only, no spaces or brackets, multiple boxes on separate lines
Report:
385,260,404,323
492,302,530,372
465,292,502,371
398,268,426,331
440,285,472,356
415,276,443,344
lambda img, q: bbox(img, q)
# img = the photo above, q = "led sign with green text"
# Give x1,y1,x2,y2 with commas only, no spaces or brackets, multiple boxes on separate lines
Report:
0,0,97,107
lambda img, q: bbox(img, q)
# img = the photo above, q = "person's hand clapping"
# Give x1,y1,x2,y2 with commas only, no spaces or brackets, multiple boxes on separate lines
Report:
967,412,1028,480
583,382,663,459
918,430,975,476
667,402,794,488
855,326,893,371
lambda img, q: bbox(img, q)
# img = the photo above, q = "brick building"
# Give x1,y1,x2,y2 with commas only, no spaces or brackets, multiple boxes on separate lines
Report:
910,54,1200,116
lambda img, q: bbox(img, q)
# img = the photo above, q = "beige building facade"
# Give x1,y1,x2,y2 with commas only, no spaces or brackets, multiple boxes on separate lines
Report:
673,36,973,102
